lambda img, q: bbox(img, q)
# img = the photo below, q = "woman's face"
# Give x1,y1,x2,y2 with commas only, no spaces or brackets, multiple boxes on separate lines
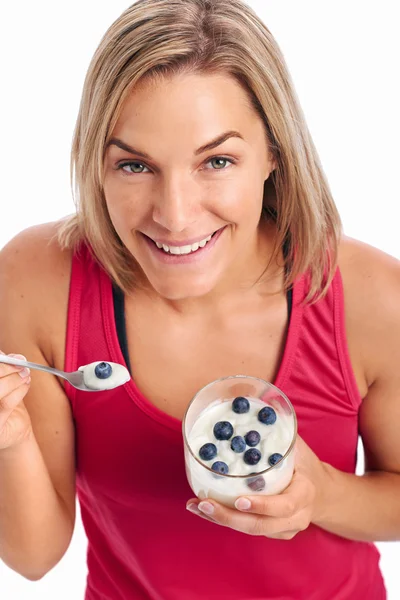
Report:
103,72,275,300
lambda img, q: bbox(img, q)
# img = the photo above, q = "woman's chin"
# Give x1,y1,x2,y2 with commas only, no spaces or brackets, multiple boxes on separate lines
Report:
146,275,218,301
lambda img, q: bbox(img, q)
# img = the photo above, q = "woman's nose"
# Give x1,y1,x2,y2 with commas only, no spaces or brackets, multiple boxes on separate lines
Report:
152,173,197,232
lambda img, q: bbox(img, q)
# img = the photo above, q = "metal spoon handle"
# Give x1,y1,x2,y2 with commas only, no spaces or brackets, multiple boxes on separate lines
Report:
0,355,69,381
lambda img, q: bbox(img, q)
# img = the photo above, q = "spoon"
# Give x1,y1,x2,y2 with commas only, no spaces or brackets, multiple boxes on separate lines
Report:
0,355,130,392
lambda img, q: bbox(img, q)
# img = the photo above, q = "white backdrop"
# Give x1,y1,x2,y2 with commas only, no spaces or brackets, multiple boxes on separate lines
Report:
0,1,399,598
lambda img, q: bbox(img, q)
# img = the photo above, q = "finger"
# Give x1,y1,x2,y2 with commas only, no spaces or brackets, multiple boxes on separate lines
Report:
192,499,295,537
261,507,311,536
186,502,217,525
0,370,30,408
233,477,306,518
234,492,298,518
0,353,29,378
294,434,309,454
0,378,31,428
266,530,299,540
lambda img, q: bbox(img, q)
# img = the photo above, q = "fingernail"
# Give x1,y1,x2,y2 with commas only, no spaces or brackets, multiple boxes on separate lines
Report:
235,498,251,511
9,354,27,360
198,502,214,516
186,504,201,515
18,368,30,378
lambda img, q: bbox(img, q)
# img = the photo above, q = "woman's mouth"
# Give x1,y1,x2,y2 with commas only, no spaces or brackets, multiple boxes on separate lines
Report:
153,232,215,255
141,227,225,264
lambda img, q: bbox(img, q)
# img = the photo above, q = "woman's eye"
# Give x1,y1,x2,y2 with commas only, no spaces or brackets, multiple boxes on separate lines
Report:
206,157,233,170
118,162,150,174
116,156,234,175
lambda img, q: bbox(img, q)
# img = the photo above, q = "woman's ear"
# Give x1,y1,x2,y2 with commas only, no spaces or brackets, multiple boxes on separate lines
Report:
265,155,277,180
264,164,277,181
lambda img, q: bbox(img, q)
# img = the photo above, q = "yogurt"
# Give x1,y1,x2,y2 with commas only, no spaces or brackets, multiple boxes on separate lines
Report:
78,361,131,391
184,395,296,507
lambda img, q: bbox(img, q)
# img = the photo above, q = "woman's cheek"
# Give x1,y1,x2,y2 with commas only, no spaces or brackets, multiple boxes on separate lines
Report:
106,185,145,223
213,178,261,220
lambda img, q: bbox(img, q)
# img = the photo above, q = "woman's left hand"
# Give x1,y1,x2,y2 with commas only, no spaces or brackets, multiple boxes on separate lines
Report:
186,436,330,539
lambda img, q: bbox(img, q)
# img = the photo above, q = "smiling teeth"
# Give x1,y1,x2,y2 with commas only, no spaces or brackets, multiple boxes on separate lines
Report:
155,234,212,255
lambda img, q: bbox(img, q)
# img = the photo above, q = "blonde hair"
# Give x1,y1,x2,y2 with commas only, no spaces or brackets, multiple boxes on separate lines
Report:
58,0,342,301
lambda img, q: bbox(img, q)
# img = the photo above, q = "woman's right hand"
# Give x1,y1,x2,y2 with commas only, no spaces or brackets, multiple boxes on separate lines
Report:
0,352,33,451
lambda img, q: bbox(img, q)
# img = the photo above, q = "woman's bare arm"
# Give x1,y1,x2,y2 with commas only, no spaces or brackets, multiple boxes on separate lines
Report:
312,237,400,540
0,224,76,579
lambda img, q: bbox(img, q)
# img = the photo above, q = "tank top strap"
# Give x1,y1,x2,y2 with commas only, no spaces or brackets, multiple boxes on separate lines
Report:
282,267,362,447
64,243,114,408
332,268,362,410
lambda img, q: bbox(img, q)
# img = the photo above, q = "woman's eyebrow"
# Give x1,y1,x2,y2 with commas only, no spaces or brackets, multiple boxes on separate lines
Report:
194,130,244,155
106,130,244,159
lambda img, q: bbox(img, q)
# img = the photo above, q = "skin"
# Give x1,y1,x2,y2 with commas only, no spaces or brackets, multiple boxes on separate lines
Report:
1,72,400,579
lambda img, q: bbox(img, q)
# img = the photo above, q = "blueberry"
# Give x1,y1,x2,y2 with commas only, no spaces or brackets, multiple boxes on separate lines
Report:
268,453,283,466
232,396,250,414
94,362,113,379
213,421,234,441
244,430,261,447
199,443,217,461
211,461,229,475
230,436,246,453
258,406,277,425
247,476,266,492
243,448,262,466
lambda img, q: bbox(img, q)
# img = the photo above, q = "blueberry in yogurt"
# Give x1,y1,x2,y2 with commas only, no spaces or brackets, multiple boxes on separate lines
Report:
199,443,217,461
232,396,250,414
246,475,266,492
258,406,277,425
211,461,229,475
268,452,283,466
213,421,234,441
230,436,246,453
244,448,262,466
244,430,261,447
94,361,113,379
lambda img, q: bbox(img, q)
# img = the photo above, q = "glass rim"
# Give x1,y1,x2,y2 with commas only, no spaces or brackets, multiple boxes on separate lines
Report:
182,374,298,480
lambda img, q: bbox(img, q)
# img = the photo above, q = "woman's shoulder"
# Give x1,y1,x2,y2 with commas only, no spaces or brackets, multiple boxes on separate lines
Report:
0,221,73,364
337,235,400,390
0,220,73,290
338,235,400,312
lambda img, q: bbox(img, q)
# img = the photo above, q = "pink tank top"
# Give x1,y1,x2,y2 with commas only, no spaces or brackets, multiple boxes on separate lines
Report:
65,244,386,600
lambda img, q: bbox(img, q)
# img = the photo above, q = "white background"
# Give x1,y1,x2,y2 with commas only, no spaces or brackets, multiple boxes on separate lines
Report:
0,0,399,598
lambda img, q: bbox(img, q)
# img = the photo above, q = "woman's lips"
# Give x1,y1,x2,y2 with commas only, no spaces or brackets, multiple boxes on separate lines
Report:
142,226,226,265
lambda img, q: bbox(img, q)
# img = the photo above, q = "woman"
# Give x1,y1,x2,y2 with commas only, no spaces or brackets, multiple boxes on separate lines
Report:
0,0,399,598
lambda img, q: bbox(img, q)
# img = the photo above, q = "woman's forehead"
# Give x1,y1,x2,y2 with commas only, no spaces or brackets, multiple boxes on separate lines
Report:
111,72,263,146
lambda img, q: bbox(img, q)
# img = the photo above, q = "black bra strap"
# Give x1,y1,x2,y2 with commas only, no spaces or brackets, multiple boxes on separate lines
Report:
112,284,132,374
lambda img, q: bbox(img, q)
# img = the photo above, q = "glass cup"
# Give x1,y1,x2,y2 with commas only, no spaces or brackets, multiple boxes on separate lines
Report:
183,375,297,508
